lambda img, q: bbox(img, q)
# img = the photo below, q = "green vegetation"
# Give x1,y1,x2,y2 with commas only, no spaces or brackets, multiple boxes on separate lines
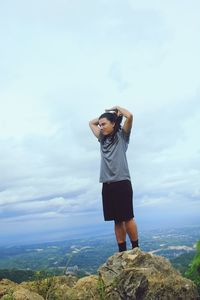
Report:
0,268,58,283
0,269,35,283
33,275,57,299
171,252,195,274
1,290,14,300
185,240,200,293
1,295,14,300
97,277,106,300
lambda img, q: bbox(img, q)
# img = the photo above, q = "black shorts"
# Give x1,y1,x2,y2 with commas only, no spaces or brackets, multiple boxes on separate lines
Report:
102,180,134,222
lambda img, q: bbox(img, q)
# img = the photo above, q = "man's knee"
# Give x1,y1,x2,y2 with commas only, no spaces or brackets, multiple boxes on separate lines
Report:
114,220,126,231
124,218,133,224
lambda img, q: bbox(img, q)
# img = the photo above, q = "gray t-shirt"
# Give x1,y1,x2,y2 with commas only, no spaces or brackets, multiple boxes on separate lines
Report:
98,128,131,183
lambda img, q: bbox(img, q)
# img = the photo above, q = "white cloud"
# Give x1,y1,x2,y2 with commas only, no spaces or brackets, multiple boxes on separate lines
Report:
0,0,200,244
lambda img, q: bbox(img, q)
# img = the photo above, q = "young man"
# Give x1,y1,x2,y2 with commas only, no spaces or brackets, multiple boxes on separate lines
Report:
89,106,139,252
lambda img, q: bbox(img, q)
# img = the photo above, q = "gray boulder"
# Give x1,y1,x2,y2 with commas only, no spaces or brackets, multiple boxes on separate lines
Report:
98,248,199,300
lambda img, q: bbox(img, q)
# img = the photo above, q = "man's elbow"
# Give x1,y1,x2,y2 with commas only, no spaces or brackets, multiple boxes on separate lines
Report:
89,120,94,125
128,113,133,120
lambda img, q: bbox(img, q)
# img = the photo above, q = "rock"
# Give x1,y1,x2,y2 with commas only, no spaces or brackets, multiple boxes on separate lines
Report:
0,279,17,298
20,275,78,299
71,275,100,300
98,247,200,300
23,274,100,300
0,278,44,300
13,287,44,300
45,275,78,299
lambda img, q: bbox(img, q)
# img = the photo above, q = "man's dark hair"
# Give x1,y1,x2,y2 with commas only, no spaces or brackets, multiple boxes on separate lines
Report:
99,112,123,143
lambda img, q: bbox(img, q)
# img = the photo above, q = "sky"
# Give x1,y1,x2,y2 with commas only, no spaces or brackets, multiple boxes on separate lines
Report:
0,0,200,246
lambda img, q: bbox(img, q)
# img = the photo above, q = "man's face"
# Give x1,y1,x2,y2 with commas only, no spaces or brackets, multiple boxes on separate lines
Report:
99,117,115,136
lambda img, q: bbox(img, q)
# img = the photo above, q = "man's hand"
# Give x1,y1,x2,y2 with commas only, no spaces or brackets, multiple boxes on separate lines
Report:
105,106,122,117
106,106,133,133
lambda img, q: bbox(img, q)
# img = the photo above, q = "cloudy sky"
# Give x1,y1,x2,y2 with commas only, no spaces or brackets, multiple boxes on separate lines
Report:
0,0,200,246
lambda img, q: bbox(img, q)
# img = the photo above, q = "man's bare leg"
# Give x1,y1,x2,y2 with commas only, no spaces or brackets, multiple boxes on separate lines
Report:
125,218,139,248
114,221,127,252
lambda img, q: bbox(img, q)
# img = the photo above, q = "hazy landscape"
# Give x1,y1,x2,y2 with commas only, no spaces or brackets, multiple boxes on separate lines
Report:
0,225,199,282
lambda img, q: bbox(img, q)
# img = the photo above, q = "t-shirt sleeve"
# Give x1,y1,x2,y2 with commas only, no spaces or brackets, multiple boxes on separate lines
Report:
121,128,131,143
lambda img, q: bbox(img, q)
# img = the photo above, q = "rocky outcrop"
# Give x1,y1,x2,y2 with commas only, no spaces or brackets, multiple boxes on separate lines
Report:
0,278,44,300
98,248,199,299
0,248,199,299
21,274,100,300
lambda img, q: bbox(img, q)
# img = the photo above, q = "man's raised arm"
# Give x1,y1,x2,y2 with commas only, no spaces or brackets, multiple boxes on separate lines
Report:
89,118,100,138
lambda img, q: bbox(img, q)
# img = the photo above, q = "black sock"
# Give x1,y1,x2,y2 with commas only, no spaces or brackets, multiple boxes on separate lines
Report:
131,239,139,249
118,241,127,252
